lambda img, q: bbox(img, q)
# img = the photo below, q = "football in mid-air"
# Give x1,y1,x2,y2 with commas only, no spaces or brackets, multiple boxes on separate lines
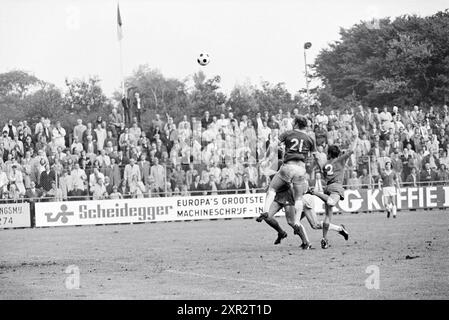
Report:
197,53,210,66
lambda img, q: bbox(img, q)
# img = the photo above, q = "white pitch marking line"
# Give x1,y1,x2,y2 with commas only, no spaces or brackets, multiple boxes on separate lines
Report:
165,269,301,290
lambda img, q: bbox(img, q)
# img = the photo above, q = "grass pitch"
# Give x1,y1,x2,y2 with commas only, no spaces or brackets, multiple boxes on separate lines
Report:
0,209,448,299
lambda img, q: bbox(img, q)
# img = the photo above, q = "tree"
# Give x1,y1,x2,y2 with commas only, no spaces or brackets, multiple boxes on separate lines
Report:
22,85,65,125
64,76,110,113
253,81,296,114
189,71,226,116
314,10,449,108
0,70,43,98
120,64,191,123
226,82,258,117
0,71,46,124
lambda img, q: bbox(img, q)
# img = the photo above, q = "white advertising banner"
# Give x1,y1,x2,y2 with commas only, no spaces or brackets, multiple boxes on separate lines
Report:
0,202,31,229
35,186,448,227
34,194,266,227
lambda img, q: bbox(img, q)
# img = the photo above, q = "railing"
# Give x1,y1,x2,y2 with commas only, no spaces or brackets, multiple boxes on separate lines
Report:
2,180,448,204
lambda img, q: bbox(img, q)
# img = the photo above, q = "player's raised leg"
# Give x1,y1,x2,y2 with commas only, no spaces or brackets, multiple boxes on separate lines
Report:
302,193,349,241
260,173,286,220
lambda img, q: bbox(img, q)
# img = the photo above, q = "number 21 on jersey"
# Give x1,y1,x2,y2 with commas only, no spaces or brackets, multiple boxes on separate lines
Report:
290,138,304,152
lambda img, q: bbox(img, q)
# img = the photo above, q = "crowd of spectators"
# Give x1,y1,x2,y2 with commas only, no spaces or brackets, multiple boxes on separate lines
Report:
1,99,449,203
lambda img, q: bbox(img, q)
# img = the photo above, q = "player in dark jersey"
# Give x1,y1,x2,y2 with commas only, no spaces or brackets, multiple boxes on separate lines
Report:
257,182,311,249
311,139,357,249
378,161,401,218
261,115,316,230
257,181,348,249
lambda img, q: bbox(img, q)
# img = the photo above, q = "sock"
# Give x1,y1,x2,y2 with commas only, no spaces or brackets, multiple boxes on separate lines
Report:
322,222,330,239
265,217,284,234
263,189,276,213
293,224,309,244
392,205,397,217
294,199,304,223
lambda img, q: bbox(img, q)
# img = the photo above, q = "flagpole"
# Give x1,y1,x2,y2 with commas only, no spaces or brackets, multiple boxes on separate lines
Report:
119,37,124,96
117,2,125,97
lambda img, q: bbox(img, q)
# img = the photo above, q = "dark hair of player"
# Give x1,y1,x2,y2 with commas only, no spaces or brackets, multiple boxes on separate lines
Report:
293,115,308,130
328,145,341,159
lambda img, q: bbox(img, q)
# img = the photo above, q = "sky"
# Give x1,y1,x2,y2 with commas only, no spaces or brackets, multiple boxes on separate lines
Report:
0,0,448,97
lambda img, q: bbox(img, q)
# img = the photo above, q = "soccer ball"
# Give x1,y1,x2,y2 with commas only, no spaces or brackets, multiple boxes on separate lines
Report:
197,53,210,66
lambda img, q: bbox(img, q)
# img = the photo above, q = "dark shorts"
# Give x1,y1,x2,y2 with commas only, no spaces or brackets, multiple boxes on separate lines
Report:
325,183,345,201
274,189,295,206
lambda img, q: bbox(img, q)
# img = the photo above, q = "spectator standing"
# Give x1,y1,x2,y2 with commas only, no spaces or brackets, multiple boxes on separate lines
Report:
151,114,164,132
59,170,72,200
25,180,42,202
94,123,107,152
73,119,87,143
70,136,83,154
108,108,123,136
121,92,131,125
437,164,449,183
52,121,66,149
3,120,17,139
440,150,449,168
70,163,87,199
315,110,329,127
138,153,151,185
315,123,328,147
419,162,438,186
104,176,113,195
124,158,141,187
347,171,361,190
203,174,220,196
150,157,166,191
405,167,418,187
8,164,25,195
132,92,143,124
238,174,256,194
359,168,374,189
201,111,213,130
39,164,55,192
185,163,198,187
92,177,108,200
129,122,142,142
354,105,368,130
189,174,203,196
109,185,123,199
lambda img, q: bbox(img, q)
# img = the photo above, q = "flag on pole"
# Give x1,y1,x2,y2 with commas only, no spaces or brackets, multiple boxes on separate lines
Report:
117,3,123,41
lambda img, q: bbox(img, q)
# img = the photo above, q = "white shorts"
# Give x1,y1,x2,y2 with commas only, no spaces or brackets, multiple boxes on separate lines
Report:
278,161,307,185
383,186,397,197
303,193,315,209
